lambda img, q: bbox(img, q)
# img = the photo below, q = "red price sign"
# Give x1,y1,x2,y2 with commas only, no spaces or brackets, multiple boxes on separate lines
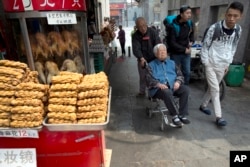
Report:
3,0,86,12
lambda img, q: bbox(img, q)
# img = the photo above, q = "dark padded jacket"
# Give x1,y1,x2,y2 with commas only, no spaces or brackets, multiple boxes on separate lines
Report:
132,27,161,63
168,15,194,54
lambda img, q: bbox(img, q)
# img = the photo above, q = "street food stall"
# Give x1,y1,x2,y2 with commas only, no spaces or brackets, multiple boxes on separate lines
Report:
0,1,111,167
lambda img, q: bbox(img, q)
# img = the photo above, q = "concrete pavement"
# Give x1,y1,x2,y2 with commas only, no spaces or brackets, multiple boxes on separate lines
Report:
105,26,250,167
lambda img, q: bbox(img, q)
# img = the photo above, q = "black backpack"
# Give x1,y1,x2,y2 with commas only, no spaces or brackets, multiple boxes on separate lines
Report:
202,21,240,48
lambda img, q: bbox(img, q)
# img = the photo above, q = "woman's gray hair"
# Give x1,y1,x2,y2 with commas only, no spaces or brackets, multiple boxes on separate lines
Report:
153,43,166,56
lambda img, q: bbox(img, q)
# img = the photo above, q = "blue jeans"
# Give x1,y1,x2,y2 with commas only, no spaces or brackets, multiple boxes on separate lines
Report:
170,54,191,85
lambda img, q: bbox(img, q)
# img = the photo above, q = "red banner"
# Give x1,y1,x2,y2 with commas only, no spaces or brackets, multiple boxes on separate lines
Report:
2,0,86,12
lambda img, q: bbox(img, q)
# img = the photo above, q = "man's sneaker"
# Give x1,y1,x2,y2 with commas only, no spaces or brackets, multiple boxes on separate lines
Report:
179,115,190,124
199,105,211,115
136,92,146,97
216,117,227,127
172,115,182,126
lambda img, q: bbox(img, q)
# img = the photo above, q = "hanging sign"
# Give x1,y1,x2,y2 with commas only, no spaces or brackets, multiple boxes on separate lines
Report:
0,148,37,167
0,129,39,138
47,12,77,25
2,0,86,12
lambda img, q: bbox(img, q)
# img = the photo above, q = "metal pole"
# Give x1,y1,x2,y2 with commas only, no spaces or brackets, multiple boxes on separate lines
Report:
115,47,117,57
20,17,35,70
128,46,131,57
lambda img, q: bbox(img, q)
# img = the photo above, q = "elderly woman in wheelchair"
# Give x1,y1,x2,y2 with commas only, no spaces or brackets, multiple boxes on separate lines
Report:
145,43,190,127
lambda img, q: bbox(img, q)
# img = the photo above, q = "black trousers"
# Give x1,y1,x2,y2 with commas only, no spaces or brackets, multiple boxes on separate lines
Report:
119,41,126,55
153,85,189,116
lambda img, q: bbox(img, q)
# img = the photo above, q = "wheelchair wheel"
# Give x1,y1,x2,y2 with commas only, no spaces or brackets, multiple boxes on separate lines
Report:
204,80,226,101
146,107,152,118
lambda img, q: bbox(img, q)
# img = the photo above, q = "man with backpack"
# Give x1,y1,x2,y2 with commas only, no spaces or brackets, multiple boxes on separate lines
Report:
199,1,244,127
164,5,194,85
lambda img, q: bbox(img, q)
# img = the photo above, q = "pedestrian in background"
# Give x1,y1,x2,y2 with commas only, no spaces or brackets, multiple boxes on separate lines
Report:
199,1,244,127
132,17,161,97
167,5,194,85
117,25,126,57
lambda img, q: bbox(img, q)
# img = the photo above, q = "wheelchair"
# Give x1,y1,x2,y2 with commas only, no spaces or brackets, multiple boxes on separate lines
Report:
145,94,182,131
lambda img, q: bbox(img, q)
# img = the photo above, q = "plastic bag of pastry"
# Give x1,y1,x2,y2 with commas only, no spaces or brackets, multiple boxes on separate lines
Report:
77,97,108,106
59,71,83,78
11,106,43,114
76,110,106,119
0,60,28,70
0,66,24,79
11,98,43,107
0,83,16,90
77,104,107,113
77,116,106,124
0,112,10,119
49,91,77,98
0,76,21,86
77,89,108,99
0,104,12,112
47,112,77,121
17,82,47,91
51,75,81,84
11,113,43,121
15,90,44,99
49,97,77,105
50,83,78,91
0,97,15,105
10,120,42,128
0,118,10,127
48,118,77,124
48,104,76,113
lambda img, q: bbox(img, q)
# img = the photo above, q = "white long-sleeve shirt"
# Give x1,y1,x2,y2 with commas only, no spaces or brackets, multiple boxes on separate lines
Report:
201,20,242,67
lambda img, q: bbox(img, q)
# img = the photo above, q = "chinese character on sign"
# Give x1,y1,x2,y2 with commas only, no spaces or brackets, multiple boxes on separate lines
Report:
5,131,11,136
40,0,55,7
4,151,18,164
12,130,18,137
72,0,81,7
19,150,34,164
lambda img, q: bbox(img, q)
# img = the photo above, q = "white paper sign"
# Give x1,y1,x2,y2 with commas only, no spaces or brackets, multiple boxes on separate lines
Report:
0,129,39,138
0,148,37,167
47,13,77,25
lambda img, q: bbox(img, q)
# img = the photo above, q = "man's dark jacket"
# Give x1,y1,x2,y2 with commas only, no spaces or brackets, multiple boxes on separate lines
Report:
132,27,161,62
168,15,194,54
